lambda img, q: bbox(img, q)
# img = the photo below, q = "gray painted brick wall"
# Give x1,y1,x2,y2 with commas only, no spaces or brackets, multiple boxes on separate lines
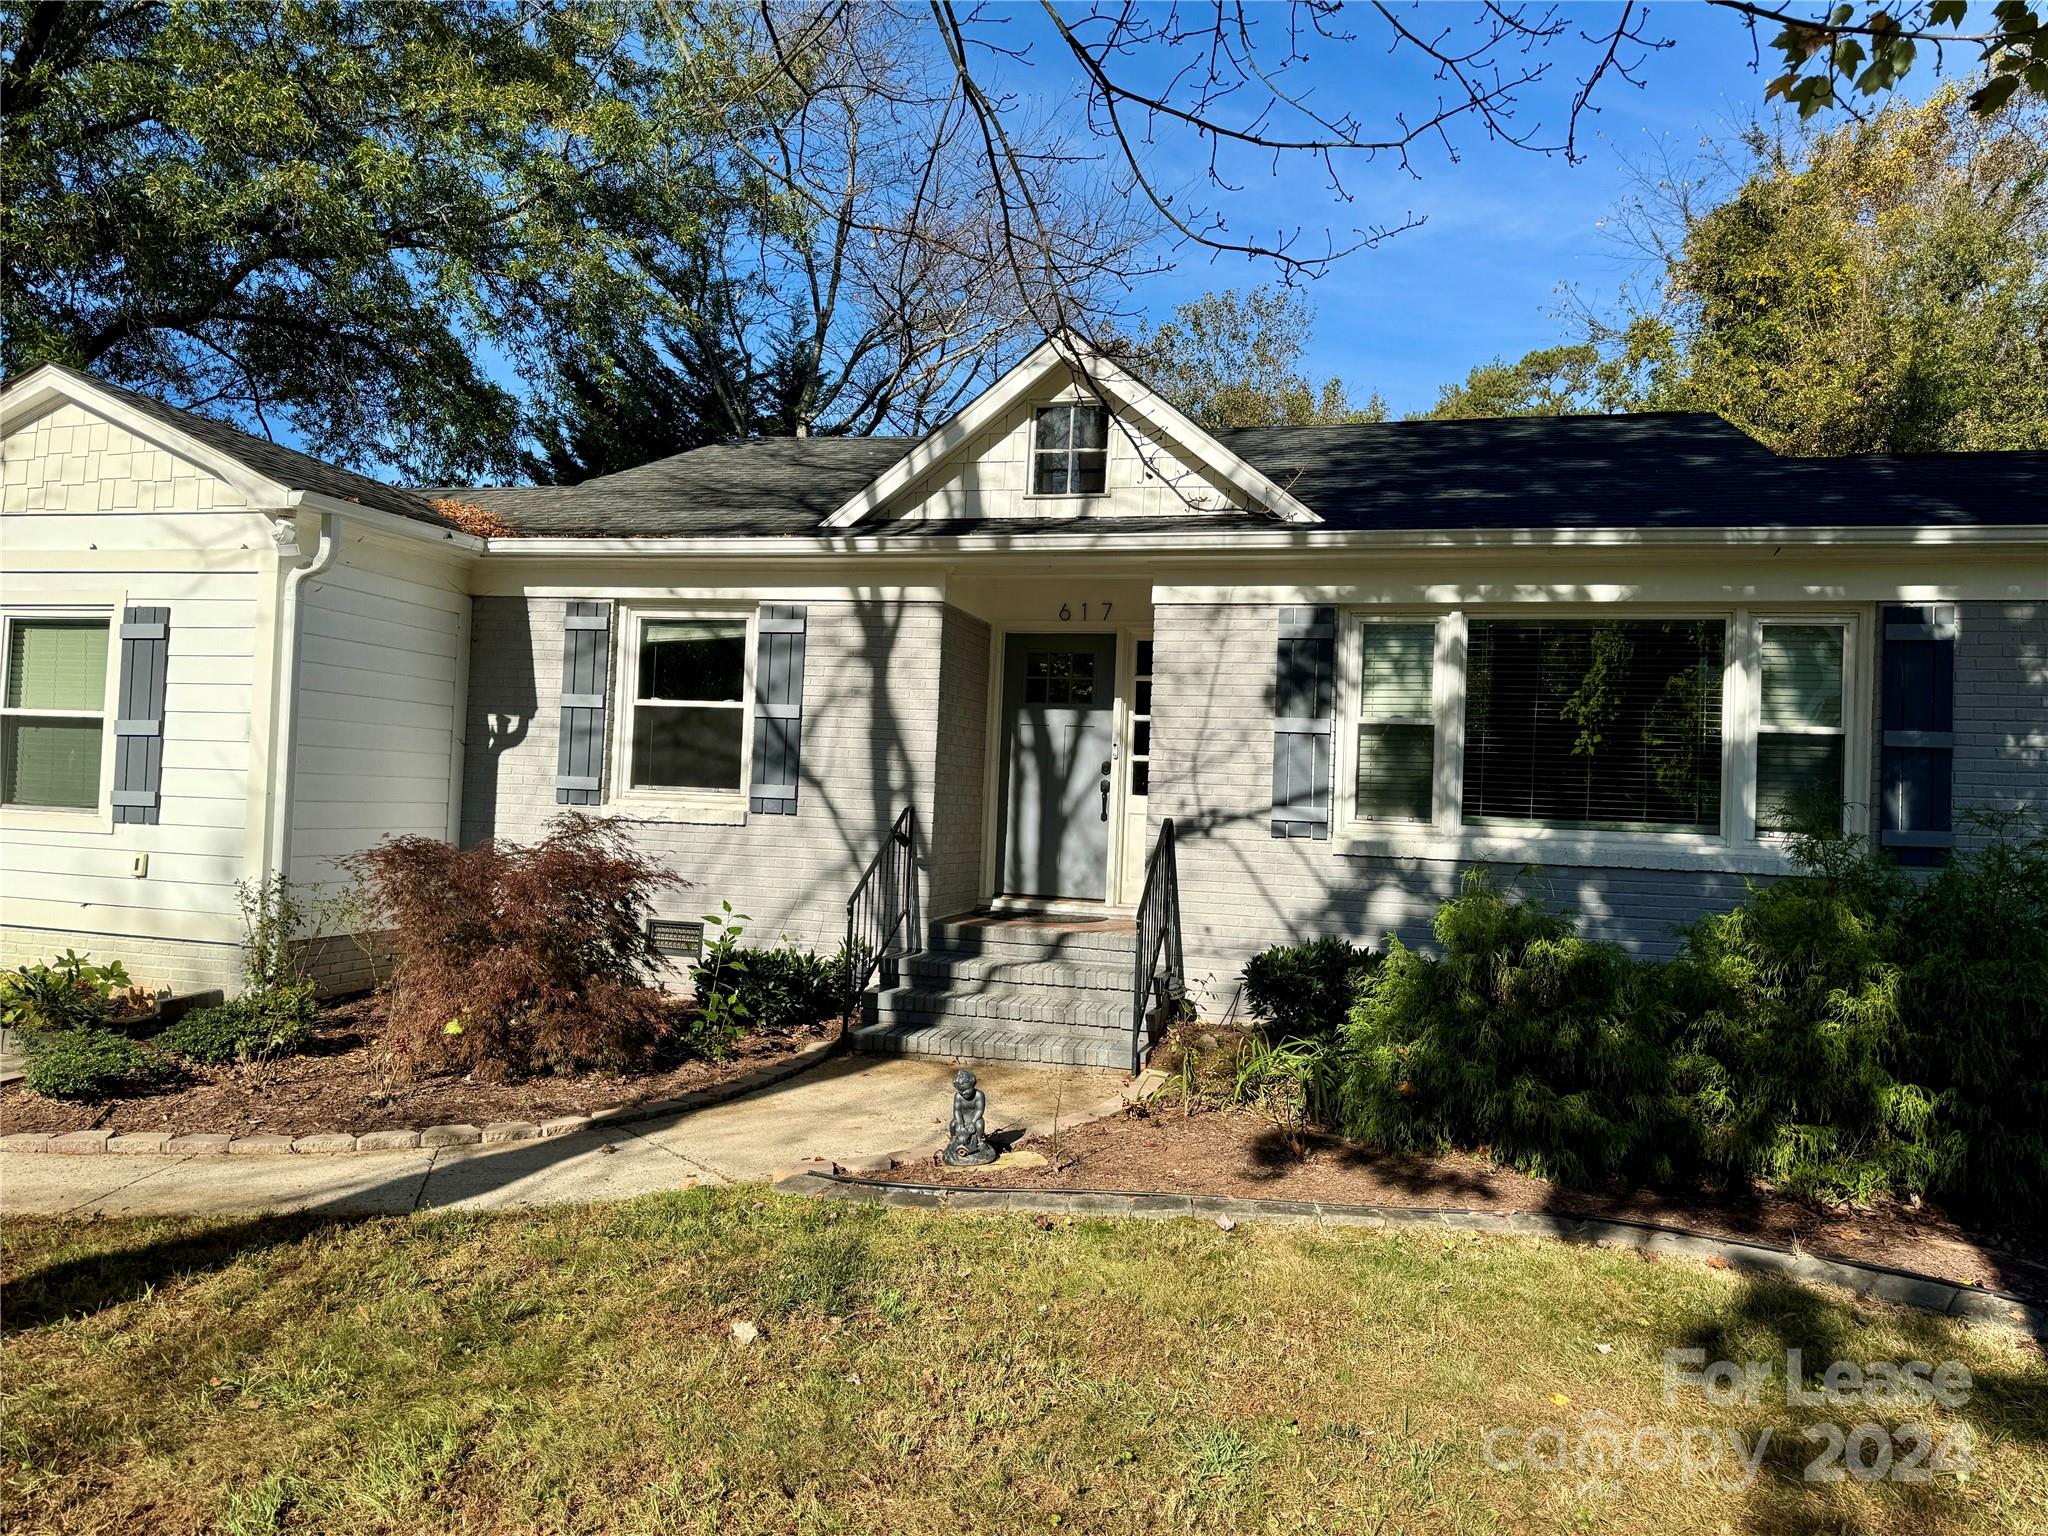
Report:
930,606,992,920
464,596,982,957
1151,599,2047,1014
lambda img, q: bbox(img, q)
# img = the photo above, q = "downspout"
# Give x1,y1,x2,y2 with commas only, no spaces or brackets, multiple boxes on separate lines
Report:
267,510,341,879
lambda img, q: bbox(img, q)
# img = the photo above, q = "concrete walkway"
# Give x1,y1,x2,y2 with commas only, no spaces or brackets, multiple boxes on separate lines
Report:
0,1056,1115,1219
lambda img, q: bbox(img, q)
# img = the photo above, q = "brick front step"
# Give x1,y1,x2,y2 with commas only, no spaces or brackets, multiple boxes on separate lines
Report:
847,1020,1133,1069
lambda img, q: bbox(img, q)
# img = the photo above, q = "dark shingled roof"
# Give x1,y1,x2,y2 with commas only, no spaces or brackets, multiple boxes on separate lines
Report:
460,436,916,537
14,363,458,530
451,411,2046,539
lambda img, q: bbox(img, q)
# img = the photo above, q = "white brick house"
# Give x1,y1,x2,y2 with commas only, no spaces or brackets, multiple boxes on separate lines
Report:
3,344,2043,1065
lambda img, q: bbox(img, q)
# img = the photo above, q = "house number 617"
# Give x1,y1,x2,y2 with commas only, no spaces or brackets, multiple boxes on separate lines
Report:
1059,602,1111,621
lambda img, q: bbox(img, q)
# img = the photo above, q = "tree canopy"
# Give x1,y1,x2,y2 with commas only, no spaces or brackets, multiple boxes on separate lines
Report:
1130,288,1384,431
1418,90,2048,453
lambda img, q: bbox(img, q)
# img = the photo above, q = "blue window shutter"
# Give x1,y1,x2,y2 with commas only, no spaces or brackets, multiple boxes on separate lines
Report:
555,601,612,806
750,604,806,815
1879,603,1955,865
112,605,169,825
1271,606,1336,839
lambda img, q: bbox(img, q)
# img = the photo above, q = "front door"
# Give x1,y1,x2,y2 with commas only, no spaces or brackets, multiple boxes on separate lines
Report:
997,633,1117,900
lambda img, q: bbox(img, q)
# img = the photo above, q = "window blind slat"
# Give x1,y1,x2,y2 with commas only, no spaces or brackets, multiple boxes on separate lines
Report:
1463,619,1724,832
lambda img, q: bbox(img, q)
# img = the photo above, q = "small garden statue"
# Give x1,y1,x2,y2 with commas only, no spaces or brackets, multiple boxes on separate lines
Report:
942,1068,998,1166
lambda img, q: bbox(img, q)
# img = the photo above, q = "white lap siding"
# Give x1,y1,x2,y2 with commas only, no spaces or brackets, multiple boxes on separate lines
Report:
287,527,469,897
0,400,273,992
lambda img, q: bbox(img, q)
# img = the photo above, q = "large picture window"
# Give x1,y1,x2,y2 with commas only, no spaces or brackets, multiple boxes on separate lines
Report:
2,616,110,810
626,616,749,793
1463,619,1725,833
1032,403,1108,495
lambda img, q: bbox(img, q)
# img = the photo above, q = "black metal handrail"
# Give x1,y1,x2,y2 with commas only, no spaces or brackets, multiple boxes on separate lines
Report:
1130,817,1184,1075
844,806,915,1019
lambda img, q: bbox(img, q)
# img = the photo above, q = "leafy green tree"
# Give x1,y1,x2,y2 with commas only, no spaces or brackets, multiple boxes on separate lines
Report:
1419,90,2046,452
1,0,729,481
1131,286,1385,429
1662,90,2048,453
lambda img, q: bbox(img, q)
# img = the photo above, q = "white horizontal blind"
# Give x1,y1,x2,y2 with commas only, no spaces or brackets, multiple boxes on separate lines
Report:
1355,622,1435,822
1756,623,1847,832
1463,619,1725,833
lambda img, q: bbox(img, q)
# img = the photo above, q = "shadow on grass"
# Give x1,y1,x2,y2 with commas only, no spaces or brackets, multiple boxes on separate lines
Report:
1653,1277,2048,1534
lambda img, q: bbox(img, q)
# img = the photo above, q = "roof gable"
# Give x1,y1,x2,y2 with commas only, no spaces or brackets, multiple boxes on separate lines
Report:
0,362,456,529
821,336,1318,528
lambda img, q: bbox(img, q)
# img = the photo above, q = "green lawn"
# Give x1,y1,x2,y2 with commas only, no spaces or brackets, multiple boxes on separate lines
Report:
4,1191,2044,1534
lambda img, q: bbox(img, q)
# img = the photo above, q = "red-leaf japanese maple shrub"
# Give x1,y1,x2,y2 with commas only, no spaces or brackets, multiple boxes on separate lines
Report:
345,815,686,1079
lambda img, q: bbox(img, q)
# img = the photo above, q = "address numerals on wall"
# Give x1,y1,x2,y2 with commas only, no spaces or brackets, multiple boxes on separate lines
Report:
1057,602,1112,622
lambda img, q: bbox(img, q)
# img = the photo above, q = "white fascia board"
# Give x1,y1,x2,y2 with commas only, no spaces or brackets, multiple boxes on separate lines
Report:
295,489,486,555
819,334,1319,528
0,364,294,511
485,521,2048,559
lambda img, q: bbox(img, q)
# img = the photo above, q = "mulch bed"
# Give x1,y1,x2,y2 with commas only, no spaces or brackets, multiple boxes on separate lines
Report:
881,1100,2048,1303
0,996,838,1138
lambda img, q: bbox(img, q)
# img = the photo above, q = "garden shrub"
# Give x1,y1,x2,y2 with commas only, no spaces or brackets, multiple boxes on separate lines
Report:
1668,834,1935,1205
1897,814,2048,1217
692,943,841,1035
21,1027,166,1100
1330,871,1688,1186
157,982,317,1065
1,951,133,1033
1241,936,1374,1040
343,815,684,1079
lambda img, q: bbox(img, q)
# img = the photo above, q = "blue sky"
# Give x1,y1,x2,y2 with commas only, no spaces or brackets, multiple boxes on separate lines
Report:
1041,2,1855,414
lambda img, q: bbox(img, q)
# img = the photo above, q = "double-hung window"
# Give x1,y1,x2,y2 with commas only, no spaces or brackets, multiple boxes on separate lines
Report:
2,615,111,811
1755,621,1849,833
624,615,750,795
1032,402,1108,495
1354,622,1437,822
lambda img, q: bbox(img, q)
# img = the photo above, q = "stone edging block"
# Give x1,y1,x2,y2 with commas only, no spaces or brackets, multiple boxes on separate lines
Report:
0,1038,841,1158
767,1168,2045,1338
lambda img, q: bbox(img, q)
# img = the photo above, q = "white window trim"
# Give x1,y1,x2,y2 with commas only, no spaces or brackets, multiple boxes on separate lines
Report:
1335,605,1871,875
606,604,754,826
0,604,122,833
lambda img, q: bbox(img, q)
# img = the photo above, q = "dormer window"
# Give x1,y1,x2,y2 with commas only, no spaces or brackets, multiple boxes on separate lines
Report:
1033,403,1108,495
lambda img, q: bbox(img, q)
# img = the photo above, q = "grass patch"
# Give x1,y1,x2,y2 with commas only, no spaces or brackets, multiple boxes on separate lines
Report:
3,1190,2044,1534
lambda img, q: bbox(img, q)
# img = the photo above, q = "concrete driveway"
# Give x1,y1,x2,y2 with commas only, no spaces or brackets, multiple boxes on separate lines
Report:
0,1055,1116,1218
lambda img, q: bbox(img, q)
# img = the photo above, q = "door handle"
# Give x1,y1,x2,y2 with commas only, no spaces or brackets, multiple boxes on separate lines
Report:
1100,776,1111,820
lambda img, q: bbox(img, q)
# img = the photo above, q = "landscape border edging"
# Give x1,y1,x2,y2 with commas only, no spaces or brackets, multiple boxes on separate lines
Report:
0,1036,841,1158
769,1166,2044,1336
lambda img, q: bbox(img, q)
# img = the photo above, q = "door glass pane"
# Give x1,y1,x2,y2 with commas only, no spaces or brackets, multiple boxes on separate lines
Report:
1359,624,1434,717
2,717,103,808
1136,640,1153,674
1757,735,1847,833
630,705,744,790
638,619,746,702
6,619,108,711
1026,651,1095,705
1761,626,1844,729
1356,723,1433,822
